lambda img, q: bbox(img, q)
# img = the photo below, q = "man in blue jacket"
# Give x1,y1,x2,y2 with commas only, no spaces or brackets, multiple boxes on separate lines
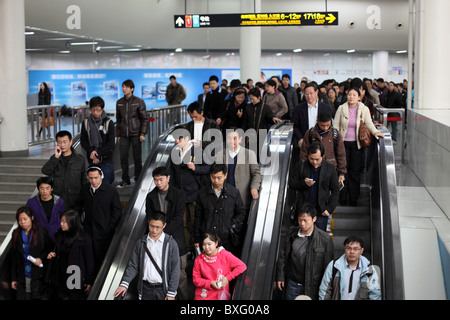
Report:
318,235,381,300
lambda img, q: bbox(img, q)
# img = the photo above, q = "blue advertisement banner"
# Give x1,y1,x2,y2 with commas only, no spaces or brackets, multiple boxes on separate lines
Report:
28,68,292,111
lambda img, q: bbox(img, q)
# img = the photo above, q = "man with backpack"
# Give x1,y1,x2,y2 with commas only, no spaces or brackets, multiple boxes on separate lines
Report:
299,111,346,184
80,96,116,184
318,235,381,300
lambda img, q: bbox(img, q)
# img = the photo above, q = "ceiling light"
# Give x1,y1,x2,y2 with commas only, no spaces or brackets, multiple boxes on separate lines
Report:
118,48,141,52
347,49,356,53
71,42,98,46
293,48,302,53
45,37,74,41
59,51,70,54
276,53,282,56
175,48,183,52
396,50,407,54
26,48,45,51
25,32,35,35
100,46,124,49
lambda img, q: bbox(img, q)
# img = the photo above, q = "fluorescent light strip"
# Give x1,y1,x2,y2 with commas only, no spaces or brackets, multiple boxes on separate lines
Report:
118,48,141,52
25,32,35,35
70,42,98,46
396,50,407,54
347,49,356,53
293,48,302,53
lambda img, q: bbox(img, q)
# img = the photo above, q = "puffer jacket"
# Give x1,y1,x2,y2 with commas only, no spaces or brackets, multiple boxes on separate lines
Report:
318,253,382,300
116,95,148,137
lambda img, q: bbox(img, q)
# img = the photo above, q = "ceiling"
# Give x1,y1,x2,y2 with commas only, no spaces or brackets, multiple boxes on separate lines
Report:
24,0,410,55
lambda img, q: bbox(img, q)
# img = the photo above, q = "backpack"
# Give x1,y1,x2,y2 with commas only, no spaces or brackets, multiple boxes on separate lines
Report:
308,126,339,155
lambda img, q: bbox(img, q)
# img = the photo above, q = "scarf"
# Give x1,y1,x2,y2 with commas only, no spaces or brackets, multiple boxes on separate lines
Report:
88,111,107,149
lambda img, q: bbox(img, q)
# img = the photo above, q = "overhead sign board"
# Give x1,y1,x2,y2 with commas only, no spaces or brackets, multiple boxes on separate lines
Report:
174,12,338,28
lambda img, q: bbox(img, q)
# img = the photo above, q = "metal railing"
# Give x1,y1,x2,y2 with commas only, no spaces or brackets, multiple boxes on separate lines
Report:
27,104,90,146
27,104,188,150
372,106,405,163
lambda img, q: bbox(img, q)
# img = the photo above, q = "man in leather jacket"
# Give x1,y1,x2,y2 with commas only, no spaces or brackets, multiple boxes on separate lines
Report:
116,79,149,188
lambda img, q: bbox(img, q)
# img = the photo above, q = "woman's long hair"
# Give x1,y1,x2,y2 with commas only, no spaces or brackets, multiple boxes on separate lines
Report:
12,206,40,250
60,210,84,247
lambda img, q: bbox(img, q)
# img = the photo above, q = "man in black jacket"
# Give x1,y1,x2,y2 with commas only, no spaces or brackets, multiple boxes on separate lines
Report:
276,203,334,300
42,130,87,210
145,166,188,299
116,79,149,188
80,96,115,184
203,75,227,120
193,163,247,256
288,141,340,231
384,81,404,143
76,166,122,275
184,101,221,164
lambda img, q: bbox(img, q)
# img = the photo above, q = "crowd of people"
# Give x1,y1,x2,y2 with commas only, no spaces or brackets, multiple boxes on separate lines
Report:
5,74,408,301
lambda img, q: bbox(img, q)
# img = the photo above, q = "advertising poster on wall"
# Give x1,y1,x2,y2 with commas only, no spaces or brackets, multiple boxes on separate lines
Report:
28,68,291,111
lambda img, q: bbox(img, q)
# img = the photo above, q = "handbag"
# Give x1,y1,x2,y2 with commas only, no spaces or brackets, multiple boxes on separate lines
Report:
358,113,372,147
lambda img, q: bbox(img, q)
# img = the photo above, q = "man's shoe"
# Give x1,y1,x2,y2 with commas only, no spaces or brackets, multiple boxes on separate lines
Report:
116,180,131,188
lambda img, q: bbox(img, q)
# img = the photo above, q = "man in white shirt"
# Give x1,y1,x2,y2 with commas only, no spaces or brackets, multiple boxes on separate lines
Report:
114,212,180,300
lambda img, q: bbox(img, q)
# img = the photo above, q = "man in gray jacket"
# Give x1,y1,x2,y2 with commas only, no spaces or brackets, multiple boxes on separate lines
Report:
114,211,180,300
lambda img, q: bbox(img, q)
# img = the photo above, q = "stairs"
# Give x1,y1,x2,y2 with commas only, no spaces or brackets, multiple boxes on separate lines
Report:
0,158,47,245
331,186,372,260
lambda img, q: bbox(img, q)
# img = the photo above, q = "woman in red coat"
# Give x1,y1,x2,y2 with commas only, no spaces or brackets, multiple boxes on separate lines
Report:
192,233,246,300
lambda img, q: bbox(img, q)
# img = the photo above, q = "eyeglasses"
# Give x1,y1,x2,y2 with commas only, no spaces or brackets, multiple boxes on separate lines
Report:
345,246,362,252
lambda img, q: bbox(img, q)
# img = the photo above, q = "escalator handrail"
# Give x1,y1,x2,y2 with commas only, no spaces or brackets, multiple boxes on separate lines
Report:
233,122,294,300
374,126,405,300
88,123,184,300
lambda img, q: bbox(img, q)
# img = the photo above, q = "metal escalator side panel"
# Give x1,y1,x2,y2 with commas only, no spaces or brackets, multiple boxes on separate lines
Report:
233,122,293,300
372,127,404,300
89,124,183,300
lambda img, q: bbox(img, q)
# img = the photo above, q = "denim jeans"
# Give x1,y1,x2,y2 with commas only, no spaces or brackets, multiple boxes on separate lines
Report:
100,161,115,185
119,136,142,182
285,278,305,300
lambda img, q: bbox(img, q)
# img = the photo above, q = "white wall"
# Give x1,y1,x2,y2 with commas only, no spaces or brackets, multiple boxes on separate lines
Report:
26,50,409,84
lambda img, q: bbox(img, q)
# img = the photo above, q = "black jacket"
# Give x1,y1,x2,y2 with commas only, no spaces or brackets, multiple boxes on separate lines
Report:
276,225,334,300
293,102,333,140
193,183,246,251
116,95,148,137
41,151,87,210
145,186,187,256
288,160,340,215
76,182,122,248
169,146,211,203
243,101,275,131
184,117,221,153
384,90,403,110
203,87,227,120
80,117,116,164
11,226,51,300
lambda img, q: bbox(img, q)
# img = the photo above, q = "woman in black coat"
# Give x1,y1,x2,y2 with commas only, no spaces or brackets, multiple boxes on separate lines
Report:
11,206,51,300
47,210,95,300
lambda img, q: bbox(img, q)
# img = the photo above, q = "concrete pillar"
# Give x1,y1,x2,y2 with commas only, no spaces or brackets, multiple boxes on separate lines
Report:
372,50,389,81
414,0,450,110
0,0,28,156
239,0,261,84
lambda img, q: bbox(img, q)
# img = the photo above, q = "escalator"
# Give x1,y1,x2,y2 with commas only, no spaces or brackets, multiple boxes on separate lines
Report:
233,125,405,300
0,121,404,300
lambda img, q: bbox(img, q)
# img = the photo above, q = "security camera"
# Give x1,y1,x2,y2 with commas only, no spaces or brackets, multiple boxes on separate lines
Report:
396,22,403,29
348,21,355,28
95,46,101,52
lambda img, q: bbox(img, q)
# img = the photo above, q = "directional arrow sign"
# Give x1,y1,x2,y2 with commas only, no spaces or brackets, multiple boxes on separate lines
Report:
175,16,184,27
174,12,338,28
326,13,336,24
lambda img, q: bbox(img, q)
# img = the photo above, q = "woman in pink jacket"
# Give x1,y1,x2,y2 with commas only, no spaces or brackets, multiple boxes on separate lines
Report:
192,233,247,300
